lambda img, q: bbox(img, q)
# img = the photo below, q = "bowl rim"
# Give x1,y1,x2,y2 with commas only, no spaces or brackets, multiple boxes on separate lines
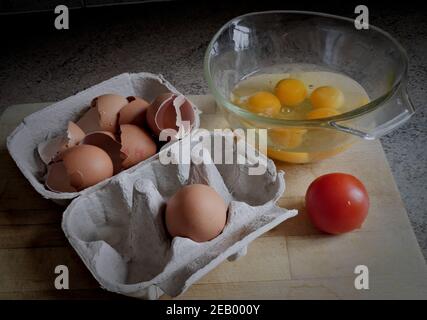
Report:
203,10,409,127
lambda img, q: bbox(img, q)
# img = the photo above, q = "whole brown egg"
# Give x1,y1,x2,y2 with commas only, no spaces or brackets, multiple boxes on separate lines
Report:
165,184,228,242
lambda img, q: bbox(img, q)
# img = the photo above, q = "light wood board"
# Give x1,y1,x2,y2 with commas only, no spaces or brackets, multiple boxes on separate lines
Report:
0,95,426,300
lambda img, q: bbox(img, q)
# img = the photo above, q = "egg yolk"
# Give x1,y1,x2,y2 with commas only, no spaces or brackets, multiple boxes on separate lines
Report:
231,96,245,108
310,86,344,109
267,148,311,164
274,78,307,107
269,128,307,149
359,97,370,107
306,107,340,120
247,91,281,116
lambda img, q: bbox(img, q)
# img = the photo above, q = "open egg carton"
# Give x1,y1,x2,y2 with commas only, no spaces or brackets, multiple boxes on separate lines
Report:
62,132,297,299
6,72,199,205
7,72,297,299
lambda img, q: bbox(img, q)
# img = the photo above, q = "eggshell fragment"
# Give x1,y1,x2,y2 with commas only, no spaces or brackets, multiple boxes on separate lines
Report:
146,93,196,136
81,131,127,175
76,107,101,134
118,96,150,126
165,184,228,242
46,161,77,193
38,121,85,165
77,94,128,134
66,121,86,146
38,136,67,165
62,144,114,191
120,124,157,169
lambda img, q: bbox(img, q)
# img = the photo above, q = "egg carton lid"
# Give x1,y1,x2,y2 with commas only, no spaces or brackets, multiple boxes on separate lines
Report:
6,72,200,204
62,131,298,299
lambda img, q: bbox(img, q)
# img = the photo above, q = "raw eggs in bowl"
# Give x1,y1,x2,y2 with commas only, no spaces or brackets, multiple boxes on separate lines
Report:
204,11,414,163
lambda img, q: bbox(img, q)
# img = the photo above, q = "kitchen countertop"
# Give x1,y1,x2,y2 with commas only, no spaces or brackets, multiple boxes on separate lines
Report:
0,1,426,258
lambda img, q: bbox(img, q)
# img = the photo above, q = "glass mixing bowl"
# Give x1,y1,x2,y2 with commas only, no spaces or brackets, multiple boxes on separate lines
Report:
204,11,415,163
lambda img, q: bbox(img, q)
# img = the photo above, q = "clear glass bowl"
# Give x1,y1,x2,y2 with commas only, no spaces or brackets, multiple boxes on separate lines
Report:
204,11,415,163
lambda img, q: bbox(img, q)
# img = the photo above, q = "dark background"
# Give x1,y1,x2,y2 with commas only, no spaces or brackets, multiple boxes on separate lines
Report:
0,0,426,257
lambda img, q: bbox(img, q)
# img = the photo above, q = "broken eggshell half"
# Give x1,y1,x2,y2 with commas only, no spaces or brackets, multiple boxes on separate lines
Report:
146,93,196,138
81,131,127,175
118,96,150,127
120,124,157,169
46,161,77,193
38,121,85,165
77,94,129,134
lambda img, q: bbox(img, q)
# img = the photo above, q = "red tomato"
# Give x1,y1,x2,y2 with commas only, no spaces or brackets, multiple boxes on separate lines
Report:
305,173,369,234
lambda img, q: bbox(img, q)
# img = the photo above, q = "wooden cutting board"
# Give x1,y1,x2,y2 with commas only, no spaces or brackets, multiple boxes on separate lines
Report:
0,95,426,300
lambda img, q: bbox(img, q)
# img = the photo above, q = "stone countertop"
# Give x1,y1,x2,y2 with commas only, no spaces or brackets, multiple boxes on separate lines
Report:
0,1,426,257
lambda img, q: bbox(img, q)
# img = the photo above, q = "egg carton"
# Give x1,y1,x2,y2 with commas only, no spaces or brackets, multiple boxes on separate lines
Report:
62,131,298,299
6,72,200,205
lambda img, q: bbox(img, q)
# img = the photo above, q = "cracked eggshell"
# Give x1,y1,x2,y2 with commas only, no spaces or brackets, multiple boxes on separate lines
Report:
146,93,196,136
81,131,126,175
46,161,77,193
120,124,157,169
7,72,202,203
66,121,86,147
38,121,85,165
62,144,114,191
118,96,150,127
77,94,128,134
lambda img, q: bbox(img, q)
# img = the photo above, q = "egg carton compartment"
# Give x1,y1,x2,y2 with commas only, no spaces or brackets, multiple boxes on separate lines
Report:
6,72,200,205
62,132,298,299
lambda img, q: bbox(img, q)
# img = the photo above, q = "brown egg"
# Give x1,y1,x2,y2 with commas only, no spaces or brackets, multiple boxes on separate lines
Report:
118,96,150,127
81,131,127,175
38,121,85,165
165,184,228,242
146,93,196,136
46,161,77,192
62,144,114,190
77,94,128,134
120,124,157,169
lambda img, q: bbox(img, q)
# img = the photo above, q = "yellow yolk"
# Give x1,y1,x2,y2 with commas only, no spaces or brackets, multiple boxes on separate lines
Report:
359,97,370,107
306,107,340,120
274,78,307,107
269,128,307,149
267,148,310,164
310,86,344,109
247,91,281,116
